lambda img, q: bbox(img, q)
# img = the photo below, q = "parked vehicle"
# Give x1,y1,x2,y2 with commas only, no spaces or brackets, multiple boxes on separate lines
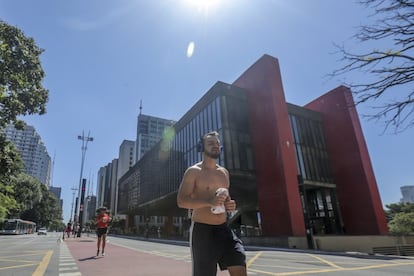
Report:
37,227,47,235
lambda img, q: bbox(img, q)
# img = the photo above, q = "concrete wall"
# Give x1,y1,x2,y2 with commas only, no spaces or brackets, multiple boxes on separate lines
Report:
242,235,414,254
313,235,414,254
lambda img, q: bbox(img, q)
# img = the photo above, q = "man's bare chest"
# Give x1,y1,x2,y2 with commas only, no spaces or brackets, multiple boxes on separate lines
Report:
194,170,228,193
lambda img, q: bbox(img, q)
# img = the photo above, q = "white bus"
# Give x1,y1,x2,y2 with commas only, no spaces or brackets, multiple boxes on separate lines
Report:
0,219,36,234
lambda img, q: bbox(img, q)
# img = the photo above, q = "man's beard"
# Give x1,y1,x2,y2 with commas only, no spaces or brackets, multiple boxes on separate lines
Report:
204,150,220,159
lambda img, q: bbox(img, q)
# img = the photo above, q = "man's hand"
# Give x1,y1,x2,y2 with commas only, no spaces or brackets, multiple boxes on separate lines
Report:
224,198,236,212
210,193,227,207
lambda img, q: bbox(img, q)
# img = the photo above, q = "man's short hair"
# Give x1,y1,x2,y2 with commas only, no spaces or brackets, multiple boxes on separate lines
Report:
203,131,219,141
197,131,220,152
201,131,220,147
96,206,107,213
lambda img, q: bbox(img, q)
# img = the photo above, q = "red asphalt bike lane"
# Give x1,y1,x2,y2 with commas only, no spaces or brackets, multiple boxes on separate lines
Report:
64,237,229,276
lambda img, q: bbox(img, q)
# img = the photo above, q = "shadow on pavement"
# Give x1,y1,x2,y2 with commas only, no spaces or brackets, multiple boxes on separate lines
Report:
78,256,99,261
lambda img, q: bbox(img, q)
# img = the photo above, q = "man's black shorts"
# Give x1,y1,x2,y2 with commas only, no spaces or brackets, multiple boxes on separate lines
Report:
96,227,108,237
190,222,245,276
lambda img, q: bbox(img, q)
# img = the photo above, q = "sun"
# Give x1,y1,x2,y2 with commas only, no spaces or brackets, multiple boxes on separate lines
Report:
186,0,220,11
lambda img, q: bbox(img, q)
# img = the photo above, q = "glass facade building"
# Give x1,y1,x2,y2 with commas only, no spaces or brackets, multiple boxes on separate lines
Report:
4,124,51,186
135,114,176,161
118,82,257,231
118,54,388,240
288,104,343,235
400,185,414,203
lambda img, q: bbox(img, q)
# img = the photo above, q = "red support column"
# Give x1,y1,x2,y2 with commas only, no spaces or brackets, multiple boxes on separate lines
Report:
305,86,388,235
233,55,306,236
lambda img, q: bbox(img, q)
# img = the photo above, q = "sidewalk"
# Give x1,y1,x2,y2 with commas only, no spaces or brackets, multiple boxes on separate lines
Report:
63,236,229,276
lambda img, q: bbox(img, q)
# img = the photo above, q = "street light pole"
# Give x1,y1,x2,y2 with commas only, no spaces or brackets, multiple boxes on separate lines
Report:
76,130,93,237
70,187,78,223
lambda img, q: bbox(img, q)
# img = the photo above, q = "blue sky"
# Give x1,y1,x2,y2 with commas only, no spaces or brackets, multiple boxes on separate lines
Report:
1,0,412,223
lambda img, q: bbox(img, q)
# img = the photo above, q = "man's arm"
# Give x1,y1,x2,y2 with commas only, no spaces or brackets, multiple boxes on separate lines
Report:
221,167,236,212
177,167,214,209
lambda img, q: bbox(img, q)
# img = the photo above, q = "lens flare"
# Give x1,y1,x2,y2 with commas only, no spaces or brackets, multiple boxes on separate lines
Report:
159,126,176,160
187,41,195,58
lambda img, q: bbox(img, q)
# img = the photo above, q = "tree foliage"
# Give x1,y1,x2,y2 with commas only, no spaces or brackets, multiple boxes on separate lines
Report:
0,135,23,181
385,202,414,221
389,212,414,234
0,20,48,220
0,20,48,129
385,202,414,234
20,181,62,228
11,173,42,215
0,185,17,220
0,135,22,220
332,0,414,133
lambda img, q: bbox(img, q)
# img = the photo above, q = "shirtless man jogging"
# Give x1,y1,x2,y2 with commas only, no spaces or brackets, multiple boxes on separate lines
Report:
177,131,247,276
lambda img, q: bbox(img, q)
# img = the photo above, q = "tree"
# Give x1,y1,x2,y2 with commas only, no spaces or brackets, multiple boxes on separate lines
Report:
0,184,17,220
20,184,62,228
0,135,22,220
385,202,414,222
389,212,414,235
0,20,49,129
385,202,414,235
332,0,414,133
0,20,48,219
11,173,42,217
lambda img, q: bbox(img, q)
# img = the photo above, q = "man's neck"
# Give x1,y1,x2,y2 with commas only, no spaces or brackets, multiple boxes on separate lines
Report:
201,157,217,169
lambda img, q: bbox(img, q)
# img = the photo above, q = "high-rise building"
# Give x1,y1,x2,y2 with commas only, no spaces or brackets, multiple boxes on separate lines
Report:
49,186,63,210
400,186,414,203
118,140,135,181
95,110,175,219
135,113,176,161
4,124,51,185
96,159,118,213
86,195,97,222
115,140,135,216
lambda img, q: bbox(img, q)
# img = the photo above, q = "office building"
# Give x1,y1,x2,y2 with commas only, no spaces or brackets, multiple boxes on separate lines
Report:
118,140,135,182
97,159,118,213
135,113,176,161
401,185,414,203
49,186,63,210
4,124,51,185
114,140,135,216
86,195,97,221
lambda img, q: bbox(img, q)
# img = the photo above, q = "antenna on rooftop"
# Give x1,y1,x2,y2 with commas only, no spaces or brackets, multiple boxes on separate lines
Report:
87,171,92,196
90,174,95,196
51,150,56,187
139,99,143,115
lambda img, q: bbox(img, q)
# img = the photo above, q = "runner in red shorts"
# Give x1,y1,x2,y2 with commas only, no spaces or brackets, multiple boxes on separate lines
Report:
95,207,111,256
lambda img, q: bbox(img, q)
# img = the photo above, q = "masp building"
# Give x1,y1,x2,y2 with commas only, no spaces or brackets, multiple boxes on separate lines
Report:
118,54,388,246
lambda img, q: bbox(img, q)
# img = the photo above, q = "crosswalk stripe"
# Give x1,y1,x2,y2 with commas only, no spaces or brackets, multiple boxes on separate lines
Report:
59,242,81,276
